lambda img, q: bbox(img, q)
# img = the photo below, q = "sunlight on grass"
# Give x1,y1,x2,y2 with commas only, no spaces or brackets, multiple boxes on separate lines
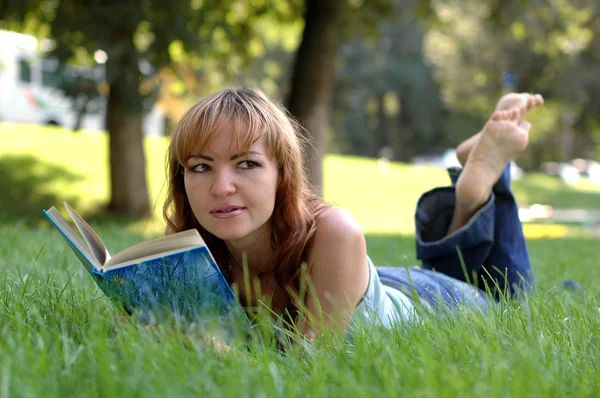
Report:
513,173,600,209
521,223,576,238
2,123,450,235
2,123,110,210
324,156,448,234
4,122,600,238
1,123,169,223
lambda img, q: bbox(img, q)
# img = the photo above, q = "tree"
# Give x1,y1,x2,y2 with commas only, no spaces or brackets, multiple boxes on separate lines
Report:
286,0,392,195
286,0,348,195
2,0,266,215
333,0,449,161
418,0,600,168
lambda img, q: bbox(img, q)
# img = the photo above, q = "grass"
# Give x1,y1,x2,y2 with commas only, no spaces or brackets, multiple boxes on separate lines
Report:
512,173,600,210
1,123,600,397
3,123,599,236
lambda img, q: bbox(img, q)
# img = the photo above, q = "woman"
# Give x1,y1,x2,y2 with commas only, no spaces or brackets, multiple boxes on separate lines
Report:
163,88,544,338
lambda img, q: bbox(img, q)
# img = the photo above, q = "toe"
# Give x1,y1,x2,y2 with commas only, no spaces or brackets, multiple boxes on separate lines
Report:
508,108,520,121
536,94,544,105
517,106,526,122
491,110,504,121
526,95,535,110
519,120,532,131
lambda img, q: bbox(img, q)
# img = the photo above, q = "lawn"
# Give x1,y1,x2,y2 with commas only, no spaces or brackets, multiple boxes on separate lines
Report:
1,123,599,397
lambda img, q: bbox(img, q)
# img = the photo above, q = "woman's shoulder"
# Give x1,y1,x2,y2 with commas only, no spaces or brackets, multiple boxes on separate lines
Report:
309,206,366,260
306,206,370,305
314,206,363,238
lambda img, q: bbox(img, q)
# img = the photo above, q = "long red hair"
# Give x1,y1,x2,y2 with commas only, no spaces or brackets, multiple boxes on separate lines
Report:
163,88,327,309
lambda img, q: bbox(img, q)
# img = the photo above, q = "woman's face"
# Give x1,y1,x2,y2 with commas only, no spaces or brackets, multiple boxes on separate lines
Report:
183,121,279,246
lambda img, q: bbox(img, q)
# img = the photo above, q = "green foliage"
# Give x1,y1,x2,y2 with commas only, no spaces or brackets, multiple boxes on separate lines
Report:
0,0,296,214
43,0,271,115
161,11,306,120
421,0,600,165
333,0,449,161
5,0,600,168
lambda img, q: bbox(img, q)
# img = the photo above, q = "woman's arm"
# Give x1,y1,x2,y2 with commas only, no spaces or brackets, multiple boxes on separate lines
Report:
297,207,370,339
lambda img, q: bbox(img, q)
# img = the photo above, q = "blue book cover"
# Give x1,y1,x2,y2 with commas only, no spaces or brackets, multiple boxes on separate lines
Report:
43,203,250,328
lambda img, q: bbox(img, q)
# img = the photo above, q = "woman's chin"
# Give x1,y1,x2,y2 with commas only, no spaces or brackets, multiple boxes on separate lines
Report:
208,228,249,242
200,219,271,244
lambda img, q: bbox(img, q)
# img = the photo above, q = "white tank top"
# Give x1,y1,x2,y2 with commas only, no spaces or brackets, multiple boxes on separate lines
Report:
351,256,419,328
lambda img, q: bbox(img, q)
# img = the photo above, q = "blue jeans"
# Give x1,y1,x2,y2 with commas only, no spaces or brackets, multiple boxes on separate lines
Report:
377,164,533,309
377,266,489,311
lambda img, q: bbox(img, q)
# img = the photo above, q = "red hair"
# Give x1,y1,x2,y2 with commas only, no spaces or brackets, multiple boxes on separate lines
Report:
163,88,327,310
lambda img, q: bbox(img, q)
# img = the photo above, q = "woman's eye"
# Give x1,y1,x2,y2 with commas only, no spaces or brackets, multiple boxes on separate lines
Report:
238,160,258,169
192,164,211,172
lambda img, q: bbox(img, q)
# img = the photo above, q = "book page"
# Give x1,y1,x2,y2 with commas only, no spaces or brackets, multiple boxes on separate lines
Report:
104,229,206,270
44,207,103,271
63,202,111,265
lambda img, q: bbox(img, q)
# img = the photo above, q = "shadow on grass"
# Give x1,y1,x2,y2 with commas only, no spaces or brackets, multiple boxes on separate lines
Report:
0,154,87,226
0,154,159,256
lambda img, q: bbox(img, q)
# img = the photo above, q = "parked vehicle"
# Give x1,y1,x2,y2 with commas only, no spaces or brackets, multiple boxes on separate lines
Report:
0,30,165,135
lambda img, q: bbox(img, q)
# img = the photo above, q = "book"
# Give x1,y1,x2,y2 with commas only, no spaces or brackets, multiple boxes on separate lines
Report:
43,202,249,328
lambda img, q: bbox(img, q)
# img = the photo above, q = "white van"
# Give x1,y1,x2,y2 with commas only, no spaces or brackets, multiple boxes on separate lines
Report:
0,30,165,135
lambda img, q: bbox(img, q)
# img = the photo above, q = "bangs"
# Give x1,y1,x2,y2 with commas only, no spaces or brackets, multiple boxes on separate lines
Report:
171,89,283,166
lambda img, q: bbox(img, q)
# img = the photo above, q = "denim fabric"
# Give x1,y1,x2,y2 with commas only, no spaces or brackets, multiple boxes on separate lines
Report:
376,266,488,311
413,163,533,299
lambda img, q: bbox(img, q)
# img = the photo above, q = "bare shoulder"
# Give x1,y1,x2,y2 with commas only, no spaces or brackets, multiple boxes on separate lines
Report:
305,206,369,310
313,207,364,246
308,206,367,272
299,207,370,335
316,206,363,233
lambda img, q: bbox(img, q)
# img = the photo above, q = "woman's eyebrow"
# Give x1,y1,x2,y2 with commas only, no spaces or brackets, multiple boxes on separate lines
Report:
188,151,264,162
187,155,214,162
229,151,264,160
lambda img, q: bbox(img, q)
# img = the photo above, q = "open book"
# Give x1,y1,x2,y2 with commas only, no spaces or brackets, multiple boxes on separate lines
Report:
44,202,249,326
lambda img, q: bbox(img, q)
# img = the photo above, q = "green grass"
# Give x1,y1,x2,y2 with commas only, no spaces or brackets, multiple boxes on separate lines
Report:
2,123,600,397
512,173,600,210
3,123,600,234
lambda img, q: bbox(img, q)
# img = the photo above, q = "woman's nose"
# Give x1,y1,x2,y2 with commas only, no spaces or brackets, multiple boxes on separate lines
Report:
210,170,236,197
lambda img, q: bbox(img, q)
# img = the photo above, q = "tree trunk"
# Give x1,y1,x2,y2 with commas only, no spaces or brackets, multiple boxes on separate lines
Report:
106,38,151,216
287,0,346,196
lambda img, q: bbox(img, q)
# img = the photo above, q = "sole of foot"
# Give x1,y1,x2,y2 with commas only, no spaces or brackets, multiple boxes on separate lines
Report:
456,93,544,166
455,107,529,210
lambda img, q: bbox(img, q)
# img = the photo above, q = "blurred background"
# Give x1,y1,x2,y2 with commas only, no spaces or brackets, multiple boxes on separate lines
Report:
2,0,600,237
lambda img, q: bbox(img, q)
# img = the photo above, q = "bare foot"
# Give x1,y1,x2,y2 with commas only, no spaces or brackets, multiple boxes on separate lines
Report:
448,107,530,234
496,92,544,115
456,93,544,166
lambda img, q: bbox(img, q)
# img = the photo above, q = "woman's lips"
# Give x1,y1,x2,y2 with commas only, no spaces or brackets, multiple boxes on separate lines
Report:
210,206,246,219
